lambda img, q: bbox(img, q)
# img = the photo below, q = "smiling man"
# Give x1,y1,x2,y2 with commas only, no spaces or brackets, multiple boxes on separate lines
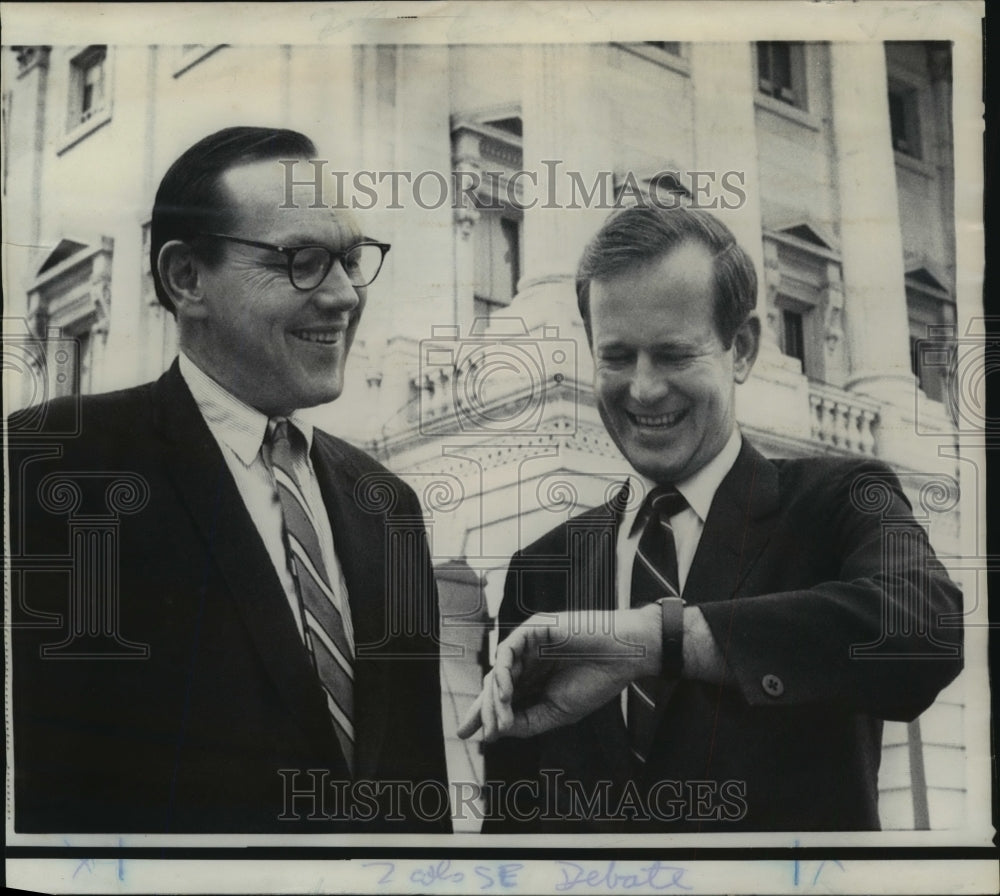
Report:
10,127,450,833
462,206,963,832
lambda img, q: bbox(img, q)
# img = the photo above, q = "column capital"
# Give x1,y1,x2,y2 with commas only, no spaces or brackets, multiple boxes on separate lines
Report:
13,46,50,77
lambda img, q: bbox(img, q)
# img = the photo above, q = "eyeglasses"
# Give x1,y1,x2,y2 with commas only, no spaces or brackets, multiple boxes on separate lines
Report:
197,233,391,290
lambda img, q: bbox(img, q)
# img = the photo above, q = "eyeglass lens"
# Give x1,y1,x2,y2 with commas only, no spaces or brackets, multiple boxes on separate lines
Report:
291,244,383,289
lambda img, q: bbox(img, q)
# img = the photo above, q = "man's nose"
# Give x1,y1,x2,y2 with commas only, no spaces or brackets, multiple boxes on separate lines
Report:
629,355,669,404
312,260,361,310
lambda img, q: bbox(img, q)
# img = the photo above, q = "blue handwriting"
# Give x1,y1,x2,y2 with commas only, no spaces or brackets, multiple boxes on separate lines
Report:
555,860,690,891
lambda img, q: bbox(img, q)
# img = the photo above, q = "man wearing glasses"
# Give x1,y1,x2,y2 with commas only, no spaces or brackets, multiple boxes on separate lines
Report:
9,127,451,833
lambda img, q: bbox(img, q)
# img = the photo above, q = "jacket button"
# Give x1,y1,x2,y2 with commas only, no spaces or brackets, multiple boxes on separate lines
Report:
762,674,784,697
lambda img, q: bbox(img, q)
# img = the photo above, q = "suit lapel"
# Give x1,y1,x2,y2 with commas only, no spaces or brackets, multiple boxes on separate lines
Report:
310,438,392,780
573,490,633,786
643,441,780,757
683,440,781,606
151,362,344,761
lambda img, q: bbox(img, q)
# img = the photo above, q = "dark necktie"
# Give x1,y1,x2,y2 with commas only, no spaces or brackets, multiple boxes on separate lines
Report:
628,484,688,765
267,419,354,772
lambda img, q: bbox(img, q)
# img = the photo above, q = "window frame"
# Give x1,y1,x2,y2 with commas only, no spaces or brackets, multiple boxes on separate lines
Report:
774,293,818,376
763,227,843,384
888,78,923,160
473,209,523,311
755,42,807,109
57,45,114,154
779,305,807,367
905,274,955,405
452,114,525,325
614,42,690,76
26,236,114,399
753,41,821,131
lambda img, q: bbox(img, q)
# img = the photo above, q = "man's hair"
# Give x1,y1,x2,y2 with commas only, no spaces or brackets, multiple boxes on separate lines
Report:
150,126,317,313
575,206,757,348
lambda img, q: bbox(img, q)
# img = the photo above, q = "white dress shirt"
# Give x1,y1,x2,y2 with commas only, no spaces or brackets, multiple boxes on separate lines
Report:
615,428,743,606
179,353,354,654
615,429,742,718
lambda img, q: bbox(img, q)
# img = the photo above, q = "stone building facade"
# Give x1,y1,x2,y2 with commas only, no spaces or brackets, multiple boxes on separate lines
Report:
3,40,974,832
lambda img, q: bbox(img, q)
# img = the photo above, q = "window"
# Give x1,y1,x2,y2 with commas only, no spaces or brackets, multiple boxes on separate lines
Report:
756,42,807,109
763,224,844,384
55,328,93,398
888,82,922,158
452,113,524,325
26,237,113,399
69,46,106,128
780,308,806,365
908,329,951,403
60,46,113,151
474,213,522,317
906,267,955,404
774,299,815,374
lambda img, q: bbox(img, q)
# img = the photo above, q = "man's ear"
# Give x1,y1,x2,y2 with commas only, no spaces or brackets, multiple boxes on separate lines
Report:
731,314,760,384
158,241,209,320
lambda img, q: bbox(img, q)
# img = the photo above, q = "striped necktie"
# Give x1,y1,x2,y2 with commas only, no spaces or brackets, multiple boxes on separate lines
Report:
628,484,688,765
267,418,354,772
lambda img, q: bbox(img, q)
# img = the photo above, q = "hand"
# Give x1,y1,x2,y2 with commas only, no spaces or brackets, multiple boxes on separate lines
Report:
457,606,661,742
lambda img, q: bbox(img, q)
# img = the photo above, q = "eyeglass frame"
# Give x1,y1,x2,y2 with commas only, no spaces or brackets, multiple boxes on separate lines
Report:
195,232,391,290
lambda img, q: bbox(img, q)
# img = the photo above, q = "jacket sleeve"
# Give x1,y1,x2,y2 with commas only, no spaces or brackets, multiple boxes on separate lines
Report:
480,550,546,832
697,460,963,721
394,480,453,833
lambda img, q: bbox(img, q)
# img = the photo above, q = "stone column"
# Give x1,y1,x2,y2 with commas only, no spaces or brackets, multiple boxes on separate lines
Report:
518,44,607,340
313,46,456,445
10,47,50,254
390,45,456,339
6,48,51,412
689,44,787,355
928,44,955,294
689,43,767,301
690,43,804,437
829,43,915,405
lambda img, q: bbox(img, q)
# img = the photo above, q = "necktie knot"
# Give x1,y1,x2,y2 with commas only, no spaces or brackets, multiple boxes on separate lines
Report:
270,417,290,440
268,418,305,475
269,416,293,448
644,485,688,522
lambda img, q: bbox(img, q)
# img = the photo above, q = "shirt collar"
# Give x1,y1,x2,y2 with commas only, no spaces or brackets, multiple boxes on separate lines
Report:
178,352,314,465
621,428,743,536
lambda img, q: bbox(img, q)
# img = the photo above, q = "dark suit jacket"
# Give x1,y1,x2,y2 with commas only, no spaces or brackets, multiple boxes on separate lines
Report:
482,441,963,832
9,361,451,833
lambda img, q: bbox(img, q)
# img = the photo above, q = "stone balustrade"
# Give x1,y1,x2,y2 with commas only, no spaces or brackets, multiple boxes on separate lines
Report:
808,384,881,456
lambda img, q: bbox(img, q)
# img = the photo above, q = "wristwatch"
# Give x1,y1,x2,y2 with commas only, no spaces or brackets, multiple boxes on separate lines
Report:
657,596,685,679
